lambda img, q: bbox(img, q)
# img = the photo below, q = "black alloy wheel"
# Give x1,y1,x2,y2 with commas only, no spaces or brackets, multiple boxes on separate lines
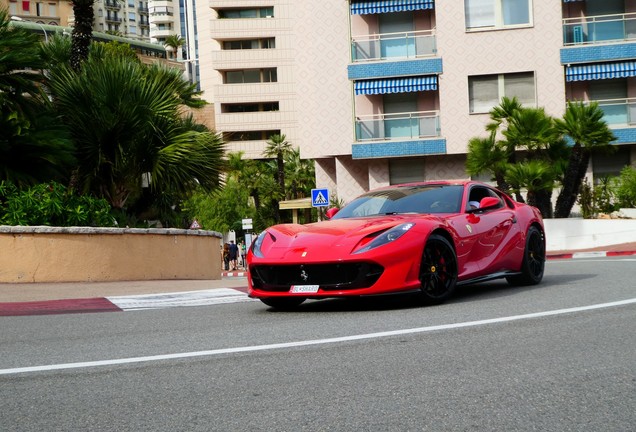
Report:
419,234,458,305
506,225,545,286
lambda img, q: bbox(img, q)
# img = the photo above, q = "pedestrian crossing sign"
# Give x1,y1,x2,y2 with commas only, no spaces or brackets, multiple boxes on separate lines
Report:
311,188,329,207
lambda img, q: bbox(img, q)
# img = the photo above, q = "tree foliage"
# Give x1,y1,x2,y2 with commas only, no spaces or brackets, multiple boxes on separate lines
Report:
46,54,224,224
184,149,316,234
553,101,616,218
0,11,76,187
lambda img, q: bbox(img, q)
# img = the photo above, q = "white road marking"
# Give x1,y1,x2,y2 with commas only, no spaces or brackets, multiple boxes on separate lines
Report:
1,298,635,376
107,288,254,310
548,258,636,263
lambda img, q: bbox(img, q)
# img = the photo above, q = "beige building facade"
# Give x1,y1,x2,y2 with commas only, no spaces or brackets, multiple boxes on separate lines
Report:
194,0,636,205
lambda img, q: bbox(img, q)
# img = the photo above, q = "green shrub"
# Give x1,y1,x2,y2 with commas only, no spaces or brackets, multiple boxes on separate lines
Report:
0,181,114,227
613,166,636,208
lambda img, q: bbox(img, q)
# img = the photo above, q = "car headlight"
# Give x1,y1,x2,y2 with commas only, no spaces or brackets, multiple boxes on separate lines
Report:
250,231,269,258
353,223,415,254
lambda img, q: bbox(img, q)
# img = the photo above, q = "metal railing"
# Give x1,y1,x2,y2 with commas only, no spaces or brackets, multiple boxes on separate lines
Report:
354,110,440,141
584,98,636,126
563,12,636,45
351,29,436,62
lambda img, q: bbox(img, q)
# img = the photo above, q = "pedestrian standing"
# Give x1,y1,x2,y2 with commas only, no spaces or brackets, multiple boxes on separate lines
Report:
228,240,239,271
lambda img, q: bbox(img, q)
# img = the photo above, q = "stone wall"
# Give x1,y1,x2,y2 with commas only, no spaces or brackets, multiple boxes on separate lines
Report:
0,226,222,283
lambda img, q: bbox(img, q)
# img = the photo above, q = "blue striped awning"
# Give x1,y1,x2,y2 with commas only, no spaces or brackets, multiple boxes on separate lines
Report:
565,61,636,82
351,0,434,15
354,76,437,95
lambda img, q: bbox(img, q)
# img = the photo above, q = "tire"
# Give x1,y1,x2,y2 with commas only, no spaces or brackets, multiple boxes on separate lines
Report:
419,234,458,305
506,225,545,286
260,297,306,310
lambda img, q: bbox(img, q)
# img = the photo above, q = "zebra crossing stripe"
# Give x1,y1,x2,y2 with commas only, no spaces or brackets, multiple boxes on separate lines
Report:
107,288,254,311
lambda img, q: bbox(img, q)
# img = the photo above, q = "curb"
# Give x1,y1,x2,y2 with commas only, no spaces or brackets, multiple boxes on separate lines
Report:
0,287,250,317
547,250,636,260
222,271,247,278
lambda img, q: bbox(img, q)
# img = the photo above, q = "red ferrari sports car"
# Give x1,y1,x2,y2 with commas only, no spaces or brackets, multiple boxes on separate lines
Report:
247,181,545,310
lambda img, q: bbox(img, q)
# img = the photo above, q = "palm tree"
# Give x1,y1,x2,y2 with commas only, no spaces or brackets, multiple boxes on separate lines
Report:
553,101,616,218
502,107,565,213
467,97,525,199
486,96,524,140
465,135,509,191
164,34,185,60
47,54,224,223
264,134,293,196
283,148,315,224
69,0,95,71
0,10,76,186
263,134,292,222
506,161,556,219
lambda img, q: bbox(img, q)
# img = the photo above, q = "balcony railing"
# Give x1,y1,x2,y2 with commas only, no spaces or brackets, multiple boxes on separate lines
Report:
585,98,636,126
104,0,121,9
563,12,636,45
355,110,440,141
351,29,436,62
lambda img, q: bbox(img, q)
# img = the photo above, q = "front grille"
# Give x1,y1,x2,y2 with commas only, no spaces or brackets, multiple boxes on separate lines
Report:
250,262,384,292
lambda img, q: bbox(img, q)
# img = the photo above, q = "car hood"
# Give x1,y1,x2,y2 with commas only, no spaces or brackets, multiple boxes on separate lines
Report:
256,215,437,260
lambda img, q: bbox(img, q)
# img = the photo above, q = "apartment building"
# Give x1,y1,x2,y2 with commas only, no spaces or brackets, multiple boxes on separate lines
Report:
195,0,636,204
2,0,73,26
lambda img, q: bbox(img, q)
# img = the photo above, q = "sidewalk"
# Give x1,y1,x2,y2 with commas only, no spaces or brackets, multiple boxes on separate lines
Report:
1,243,635,307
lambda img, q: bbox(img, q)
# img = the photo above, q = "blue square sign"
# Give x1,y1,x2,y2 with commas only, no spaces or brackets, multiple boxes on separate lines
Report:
311,188,329,207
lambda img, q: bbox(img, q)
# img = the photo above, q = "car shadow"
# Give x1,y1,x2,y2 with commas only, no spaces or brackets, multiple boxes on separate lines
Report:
262,273,599,313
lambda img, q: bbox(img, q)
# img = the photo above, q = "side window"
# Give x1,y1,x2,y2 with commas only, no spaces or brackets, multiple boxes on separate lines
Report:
467,186,503,211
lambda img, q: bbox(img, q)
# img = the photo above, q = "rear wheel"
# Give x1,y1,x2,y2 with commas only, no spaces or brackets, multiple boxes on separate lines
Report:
419,234,458,305
506,225,545,286
260,297,306,310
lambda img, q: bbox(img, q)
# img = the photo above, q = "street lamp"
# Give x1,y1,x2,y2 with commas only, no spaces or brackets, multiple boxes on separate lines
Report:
11,16,49,43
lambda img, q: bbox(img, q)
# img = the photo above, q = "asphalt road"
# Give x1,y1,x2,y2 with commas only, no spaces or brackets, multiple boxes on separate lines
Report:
1,258,635,431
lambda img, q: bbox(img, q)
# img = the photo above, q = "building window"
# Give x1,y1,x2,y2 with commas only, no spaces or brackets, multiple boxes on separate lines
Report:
218,7,273,19
223,130,280,142
48,3,56,16
221,102,279,113
468,72,535,114
593,147,631,181
389,159,425,185
465,0,531,30
224,68,277,84
128,12,135,21
222,38,275,50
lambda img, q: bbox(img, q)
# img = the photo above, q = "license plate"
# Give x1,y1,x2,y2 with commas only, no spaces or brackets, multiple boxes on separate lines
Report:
290,285,320,293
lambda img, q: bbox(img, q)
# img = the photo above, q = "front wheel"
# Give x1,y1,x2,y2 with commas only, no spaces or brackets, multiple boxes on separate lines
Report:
419,234,458,305
260,297,306,310
506,225,545,286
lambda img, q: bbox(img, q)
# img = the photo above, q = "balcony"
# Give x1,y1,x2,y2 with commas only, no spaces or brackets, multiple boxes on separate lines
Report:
355,110,440,142
351,30,436,62
104,0,121,10
589,98,636,126
563,12,636,45
105,16,123,23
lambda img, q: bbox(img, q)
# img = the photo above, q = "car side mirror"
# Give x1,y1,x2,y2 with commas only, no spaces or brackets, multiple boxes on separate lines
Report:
325,207,339,219
479,197,501,210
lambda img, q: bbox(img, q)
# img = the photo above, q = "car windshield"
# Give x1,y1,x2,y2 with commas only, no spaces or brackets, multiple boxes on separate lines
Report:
332,184,464,219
